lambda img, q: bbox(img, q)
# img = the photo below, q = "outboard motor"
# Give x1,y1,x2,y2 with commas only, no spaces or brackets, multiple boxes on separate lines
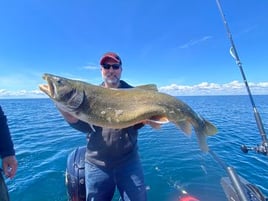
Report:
65,146,86,201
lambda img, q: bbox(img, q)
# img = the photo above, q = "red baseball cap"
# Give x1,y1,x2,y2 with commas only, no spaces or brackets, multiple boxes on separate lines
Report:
100,52,122,65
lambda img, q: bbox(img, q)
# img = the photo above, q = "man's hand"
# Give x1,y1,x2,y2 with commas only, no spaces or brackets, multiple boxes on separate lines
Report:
2,155,18,178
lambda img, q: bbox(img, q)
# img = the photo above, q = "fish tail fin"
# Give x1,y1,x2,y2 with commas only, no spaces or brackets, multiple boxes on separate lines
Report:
195,119,218,152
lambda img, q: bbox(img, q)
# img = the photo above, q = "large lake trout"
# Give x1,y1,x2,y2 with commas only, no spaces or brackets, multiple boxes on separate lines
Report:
39,73,217,152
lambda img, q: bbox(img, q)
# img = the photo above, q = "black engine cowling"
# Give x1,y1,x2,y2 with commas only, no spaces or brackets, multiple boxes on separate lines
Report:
65,146,86,201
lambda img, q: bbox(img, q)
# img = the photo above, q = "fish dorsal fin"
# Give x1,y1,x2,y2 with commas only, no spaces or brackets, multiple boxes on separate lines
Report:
136,84,158,91
110,84,158,91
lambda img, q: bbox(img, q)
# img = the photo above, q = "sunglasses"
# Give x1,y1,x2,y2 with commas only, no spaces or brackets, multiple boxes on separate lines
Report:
102,63,121,70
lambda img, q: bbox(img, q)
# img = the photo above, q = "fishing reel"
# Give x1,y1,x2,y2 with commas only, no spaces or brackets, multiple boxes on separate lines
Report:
240,144,268,156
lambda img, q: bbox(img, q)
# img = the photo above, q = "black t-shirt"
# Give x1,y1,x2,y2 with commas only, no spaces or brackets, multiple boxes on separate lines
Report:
69,80,144,167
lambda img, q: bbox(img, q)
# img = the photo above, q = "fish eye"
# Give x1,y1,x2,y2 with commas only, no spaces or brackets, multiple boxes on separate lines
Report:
56,78,64,85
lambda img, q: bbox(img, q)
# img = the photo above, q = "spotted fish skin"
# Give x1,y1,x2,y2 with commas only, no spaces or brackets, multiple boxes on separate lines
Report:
39,73,218,151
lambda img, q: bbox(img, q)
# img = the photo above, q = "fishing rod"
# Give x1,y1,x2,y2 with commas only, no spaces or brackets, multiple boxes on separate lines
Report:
216,0,268,156
209,150,248,201
209,150,267,201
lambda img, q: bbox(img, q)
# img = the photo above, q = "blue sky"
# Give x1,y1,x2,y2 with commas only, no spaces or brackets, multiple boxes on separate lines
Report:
0,0,268,98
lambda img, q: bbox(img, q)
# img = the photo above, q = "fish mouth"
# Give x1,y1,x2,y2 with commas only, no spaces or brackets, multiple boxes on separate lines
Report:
39,74,55,98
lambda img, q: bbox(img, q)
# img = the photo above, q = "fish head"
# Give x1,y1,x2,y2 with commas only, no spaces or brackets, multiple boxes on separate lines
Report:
39,73,84,110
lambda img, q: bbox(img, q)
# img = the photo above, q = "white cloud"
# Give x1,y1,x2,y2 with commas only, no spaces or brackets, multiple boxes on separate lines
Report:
1,81,268,98
83,65,99,70
179,36,213,49
159,81,268,96
0,89,46,99
81,62,99,70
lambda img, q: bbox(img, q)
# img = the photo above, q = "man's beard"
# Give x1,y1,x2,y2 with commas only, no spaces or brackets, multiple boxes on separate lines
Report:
103,74,120,85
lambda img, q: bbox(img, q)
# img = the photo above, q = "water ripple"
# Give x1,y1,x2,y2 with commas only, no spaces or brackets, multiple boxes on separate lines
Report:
1,96,268,201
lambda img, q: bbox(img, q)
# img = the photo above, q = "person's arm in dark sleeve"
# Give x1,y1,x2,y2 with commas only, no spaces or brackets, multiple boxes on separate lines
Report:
0,106,15,158
133,123,145,130
69,120,93,133
0,106,18,178
56,107,92,133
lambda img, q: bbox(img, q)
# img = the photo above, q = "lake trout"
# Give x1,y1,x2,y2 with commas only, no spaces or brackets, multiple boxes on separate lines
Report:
39,73,218,152
0,169,9,201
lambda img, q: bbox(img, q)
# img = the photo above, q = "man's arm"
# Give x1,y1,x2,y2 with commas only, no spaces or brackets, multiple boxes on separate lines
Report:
57,107,92,133
0,110,15,158
58,109,79,124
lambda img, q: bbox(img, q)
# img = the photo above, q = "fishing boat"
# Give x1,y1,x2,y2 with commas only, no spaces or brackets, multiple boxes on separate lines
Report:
1,1,267,201
64,1,268,200
64,145,268,201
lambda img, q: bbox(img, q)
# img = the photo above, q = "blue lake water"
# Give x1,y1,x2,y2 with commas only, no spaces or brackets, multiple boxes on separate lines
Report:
1,95,268,201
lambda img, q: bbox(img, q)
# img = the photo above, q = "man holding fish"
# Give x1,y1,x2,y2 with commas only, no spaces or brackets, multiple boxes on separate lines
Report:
57,52,148,201
40,52,217,201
